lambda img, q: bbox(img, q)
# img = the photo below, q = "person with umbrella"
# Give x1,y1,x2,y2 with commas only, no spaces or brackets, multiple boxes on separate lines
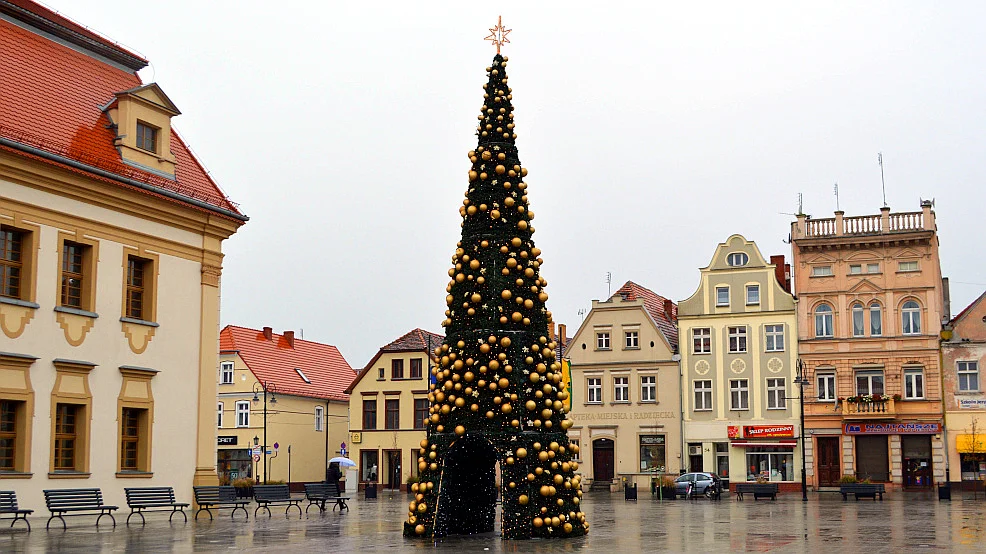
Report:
327,456,355,494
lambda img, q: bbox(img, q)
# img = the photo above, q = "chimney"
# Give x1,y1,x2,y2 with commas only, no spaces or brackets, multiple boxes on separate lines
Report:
770,255,791,293
548,323,556,341
663,299,675,321
283,330,295,348
559,324,567,346
262,327,273,341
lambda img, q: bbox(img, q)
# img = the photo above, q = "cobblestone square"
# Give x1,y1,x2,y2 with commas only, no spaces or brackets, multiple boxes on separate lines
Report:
2,490,984,552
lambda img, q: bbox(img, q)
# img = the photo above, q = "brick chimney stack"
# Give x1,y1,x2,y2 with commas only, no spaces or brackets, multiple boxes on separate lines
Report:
663,298,675,321
283,330,295,348
263,327,273,341
770,255,792,293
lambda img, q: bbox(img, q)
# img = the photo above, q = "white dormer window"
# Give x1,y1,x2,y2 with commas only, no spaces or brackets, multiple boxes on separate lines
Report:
295,368,311,384
727,252,749,266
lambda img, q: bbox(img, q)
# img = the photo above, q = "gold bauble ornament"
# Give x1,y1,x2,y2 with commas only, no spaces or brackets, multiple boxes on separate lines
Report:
518,494,529,505
417,503,427,513
516,448,527,458
539,485,551,497
454,425,465,436
495,164,506,174
533,517,543,528
415,524,425,535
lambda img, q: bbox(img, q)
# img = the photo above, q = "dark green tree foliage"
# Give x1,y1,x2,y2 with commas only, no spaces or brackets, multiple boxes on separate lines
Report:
404,54,588,540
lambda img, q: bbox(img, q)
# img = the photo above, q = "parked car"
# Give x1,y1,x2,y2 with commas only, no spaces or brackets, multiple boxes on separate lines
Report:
673,472,720,498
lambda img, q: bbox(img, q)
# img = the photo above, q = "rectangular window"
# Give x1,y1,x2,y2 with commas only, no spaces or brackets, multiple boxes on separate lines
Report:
816,372,836,401
728,326,747,353
867,263,880,273
392,359,404,380
377,368,385,380
958,361,980,392
640,375,656,402
587,378,602,403
730,379,749,410
855,370,885,396
0,227,23,300
120,407,141,471
745,446,794,482
746,285,760,305
596,332,610,350
625,331,639,349
765,325,784,352
315,406,324,432
852,305,865,336
60,241,85,308
849,264,862,275
898,260,919,272
0,401,17,470
361,450,379,482
414,399,429,430
220,361,234,384
125,256,150,320
614,376,629,402
217,402,223,427
235,401,250,428
716,286,729,306
362,399,377,430
904,368,924,399
136,121,157,153
639,435,666,471
694,380,712,411
385,399,400,430
870,304,883,336
54,403,79,471
767,378,786,409
410,358,423,379
693,328,711,354
812,266,833,277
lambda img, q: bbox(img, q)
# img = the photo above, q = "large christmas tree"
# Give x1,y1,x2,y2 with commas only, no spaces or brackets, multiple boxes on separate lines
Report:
404,52,588,540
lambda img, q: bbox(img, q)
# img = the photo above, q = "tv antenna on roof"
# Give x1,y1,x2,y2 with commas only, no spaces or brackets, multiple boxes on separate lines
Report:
606,272,612,297
797,192,804,215
834,183,840,211
578,308,587,322
878,152,888,207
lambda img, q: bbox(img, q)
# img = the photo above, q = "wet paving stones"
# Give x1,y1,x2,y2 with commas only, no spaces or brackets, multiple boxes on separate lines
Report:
1,489,984,552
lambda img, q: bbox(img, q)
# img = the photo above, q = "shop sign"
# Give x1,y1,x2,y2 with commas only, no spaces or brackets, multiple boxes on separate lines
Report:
959,398,986,410
640,436,665,445
743,425,795,438
843,422,941,435
727,426,740,439
217,435,238,446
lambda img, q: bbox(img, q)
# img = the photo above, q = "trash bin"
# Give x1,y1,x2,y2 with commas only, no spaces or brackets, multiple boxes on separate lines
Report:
624,483,637,501
938,483,951,501
365,483,377,499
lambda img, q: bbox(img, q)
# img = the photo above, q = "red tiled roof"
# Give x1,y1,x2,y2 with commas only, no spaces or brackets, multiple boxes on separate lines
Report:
615,280,679,350
220,325,356,402
381,328,445,353
0,12,242,219
344,328,444,394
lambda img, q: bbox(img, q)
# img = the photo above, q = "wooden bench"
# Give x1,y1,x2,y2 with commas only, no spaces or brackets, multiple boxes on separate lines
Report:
0,490,33,530
253,484,302,517
733,483,779,501
840,483,886,501
43,488,118,530
192,486,249,520
124,487,189,525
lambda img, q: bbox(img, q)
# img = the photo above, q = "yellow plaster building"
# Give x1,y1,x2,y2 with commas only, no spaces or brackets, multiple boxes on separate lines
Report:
678,235,802,490
0,1,245,506
567,281,681,491
345,329,444,492
217,326,354,487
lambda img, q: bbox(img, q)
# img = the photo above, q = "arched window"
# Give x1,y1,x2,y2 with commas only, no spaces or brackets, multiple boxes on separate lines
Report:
815,304,834,338
869,303,882,336
851,303,865,337
727,252,749,267
902,301,921,335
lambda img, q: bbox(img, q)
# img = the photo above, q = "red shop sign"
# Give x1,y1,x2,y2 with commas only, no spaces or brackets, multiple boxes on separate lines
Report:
743,425,795,439
727,426,741,439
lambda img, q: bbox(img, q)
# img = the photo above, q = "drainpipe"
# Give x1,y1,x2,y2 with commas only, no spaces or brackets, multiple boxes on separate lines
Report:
325,399,330,483
939,321,953,484
674,347,684,473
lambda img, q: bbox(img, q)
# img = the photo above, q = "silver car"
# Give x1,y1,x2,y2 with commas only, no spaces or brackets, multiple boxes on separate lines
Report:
673,472,719,498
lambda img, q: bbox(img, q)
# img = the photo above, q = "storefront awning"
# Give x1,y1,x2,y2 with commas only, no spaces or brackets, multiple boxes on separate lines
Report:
730,441,797,447
956,434,986,454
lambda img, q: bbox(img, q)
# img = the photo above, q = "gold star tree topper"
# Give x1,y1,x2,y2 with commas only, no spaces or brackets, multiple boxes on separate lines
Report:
484,15,511,54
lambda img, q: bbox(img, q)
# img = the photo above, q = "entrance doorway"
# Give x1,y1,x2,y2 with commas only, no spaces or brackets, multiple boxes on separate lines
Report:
902,435,933,488
688,443,703,472
592,438,614,483
816,437,841,487
384,450,402,490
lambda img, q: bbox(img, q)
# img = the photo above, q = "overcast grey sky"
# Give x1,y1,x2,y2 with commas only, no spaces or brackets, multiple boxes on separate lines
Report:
56,1,986,367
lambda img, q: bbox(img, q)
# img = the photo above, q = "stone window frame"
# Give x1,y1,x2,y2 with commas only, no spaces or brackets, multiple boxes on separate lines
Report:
56,231,99,314
116,366,157,477
120,247,159,325
0,352,37,477
49,359,95,478
0,218,40,306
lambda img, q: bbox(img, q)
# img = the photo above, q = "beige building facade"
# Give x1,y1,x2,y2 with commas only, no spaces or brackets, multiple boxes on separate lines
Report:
217,326,354,487
941,291,986,488
678,235,802,490
567,281,680,492
0,2,245,506
345,329,443,492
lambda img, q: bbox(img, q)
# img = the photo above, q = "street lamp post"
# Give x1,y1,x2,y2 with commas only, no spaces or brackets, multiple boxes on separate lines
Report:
795,360,810,502
253,381,277,484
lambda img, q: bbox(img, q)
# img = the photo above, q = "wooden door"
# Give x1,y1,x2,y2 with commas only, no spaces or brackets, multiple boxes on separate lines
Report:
816,437,841,487
592,439,614,482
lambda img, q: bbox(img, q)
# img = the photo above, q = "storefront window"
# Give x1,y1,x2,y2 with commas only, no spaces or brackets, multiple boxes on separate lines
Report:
361,450,379,482
639,435,666,471
745,446,794,481
960,453,986,481
217,449,253,483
